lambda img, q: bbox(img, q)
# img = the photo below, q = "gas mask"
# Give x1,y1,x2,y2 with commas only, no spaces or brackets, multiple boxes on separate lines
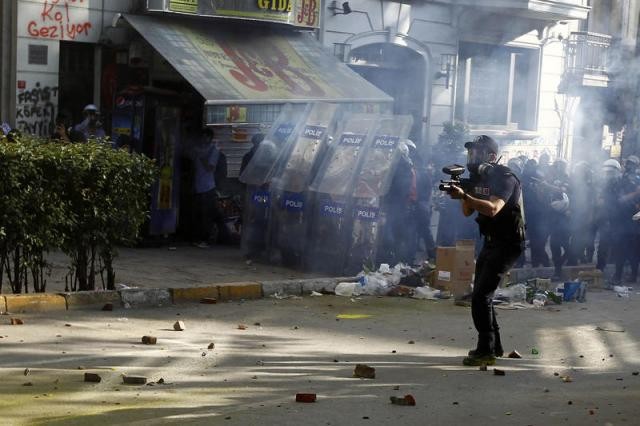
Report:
466,147,494,176
603,168,622,183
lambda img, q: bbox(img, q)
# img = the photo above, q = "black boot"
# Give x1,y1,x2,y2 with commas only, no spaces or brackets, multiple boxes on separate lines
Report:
464,332,497,365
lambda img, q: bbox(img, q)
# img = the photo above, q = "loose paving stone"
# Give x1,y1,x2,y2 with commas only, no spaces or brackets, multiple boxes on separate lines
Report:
141,336,157,345
295,393,317,403
122,376,147,385
84,373,102,383
353,364,376,379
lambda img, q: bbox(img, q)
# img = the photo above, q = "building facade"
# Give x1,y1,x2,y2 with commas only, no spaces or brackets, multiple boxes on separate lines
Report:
321,0,591,161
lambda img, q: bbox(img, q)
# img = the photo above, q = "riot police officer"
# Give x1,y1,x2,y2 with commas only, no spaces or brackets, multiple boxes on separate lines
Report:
447,135,525,366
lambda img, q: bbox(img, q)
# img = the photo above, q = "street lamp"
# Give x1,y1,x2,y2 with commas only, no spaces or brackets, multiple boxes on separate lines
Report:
435,53,457,89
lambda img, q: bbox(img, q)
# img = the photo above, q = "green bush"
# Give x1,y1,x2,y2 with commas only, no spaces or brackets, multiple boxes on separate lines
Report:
0,136,156,293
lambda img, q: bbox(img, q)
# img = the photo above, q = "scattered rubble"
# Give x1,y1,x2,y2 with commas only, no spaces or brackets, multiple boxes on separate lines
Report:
84,373,102,383
390,395,416,406
122,376,147,385
596,326,625,333
295,393,317,403
353,364,376,379
141,336,157,345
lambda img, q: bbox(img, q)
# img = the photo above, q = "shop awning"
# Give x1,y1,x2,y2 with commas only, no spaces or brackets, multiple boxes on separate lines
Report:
122,14,393,108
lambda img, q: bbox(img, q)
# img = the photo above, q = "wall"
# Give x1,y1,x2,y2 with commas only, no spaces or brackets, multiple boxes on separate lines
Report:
322,0,584,157
323,0,456,147
15,0,133,136
0,1,17,126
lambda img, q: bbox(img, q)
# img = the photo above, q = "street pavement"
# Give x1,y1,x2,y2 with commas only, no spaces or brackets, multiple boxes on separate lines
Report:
0,290,639,425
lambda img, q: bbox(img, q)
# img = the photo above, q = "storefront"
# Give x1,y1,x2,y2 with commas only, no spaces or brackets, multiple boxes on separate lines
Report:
112,2,393,240
4,0,392,241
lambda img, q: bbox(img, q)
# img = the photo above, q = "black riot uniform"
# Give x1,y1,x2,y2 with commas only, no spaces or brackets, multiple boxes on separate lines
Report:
457,136,526,365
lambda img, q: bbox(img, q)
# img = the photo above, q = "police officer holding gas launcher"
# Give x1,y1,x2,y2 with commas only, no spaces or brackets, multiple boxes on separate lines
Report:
443,135,526,366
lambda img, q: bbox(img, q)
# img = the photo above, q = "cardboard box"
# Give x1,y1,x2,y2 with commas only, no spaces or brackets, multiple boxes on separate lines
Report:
435,240,475,297
578,270,604,289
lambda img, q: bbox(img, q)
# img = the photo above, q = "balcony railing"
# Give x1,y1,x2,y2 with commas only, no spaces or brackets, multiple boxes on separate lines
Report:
564,31,612,77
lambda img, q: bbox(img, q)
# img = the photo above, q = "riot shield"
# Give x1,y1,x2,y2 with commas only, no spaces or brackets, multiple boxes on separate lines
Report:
267,103,340,267
344,115,414,274
239,104,308,259
305,113,379,273
239,104,309,186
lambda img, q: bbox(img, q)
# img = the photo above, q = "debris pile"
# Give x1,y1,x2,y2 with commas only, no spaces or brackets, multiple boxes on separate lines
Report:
335,262,448,299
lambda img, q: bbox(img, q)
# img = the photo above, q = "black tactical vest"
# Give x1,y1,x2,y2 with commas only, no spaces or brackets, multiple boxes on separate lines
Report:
472,165,526,243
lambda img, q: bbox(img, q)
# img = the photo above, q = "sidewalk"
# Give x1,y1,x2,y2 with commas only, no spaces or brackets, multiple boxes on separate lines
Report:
38,244,322,294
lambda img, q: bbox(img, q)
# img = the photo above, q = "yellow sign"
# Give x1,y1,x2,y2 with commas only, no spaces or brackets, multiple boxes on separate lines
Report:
257,0,292,12
169,0,198,14
213,0,319,28
226,106,247,123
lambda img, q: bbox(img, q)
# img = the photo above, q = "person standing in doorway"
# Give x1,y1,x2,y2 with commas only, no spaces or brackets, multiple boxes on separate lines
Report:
192,128,225,248
73,104,106,141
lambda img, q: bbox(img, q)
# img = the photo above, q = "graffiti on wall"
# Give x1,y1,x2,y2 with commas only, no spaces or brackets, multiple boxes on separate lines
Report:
27,0,93,40
16,82,59,137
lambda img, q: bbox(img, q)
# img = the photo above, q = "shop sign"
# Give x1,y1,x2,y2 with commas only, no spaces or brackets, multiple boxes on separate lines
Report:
169,0,198,14
150,0,320,28
186,32,336,99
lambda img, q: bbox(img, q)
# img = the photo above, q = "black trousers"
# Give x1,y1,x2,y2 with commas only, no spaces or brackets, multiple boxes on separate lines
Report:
471,239,523,353
613,232,640,283
550,222,570,275
194,189,228,243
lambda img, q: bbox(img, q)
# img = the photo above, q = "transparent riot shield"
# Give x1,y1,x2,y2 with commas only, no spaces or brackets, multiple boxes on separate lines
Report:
305,113,379,273
344,115,414,274
267,103,340,268
239,104,308,259
239,104,309,186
